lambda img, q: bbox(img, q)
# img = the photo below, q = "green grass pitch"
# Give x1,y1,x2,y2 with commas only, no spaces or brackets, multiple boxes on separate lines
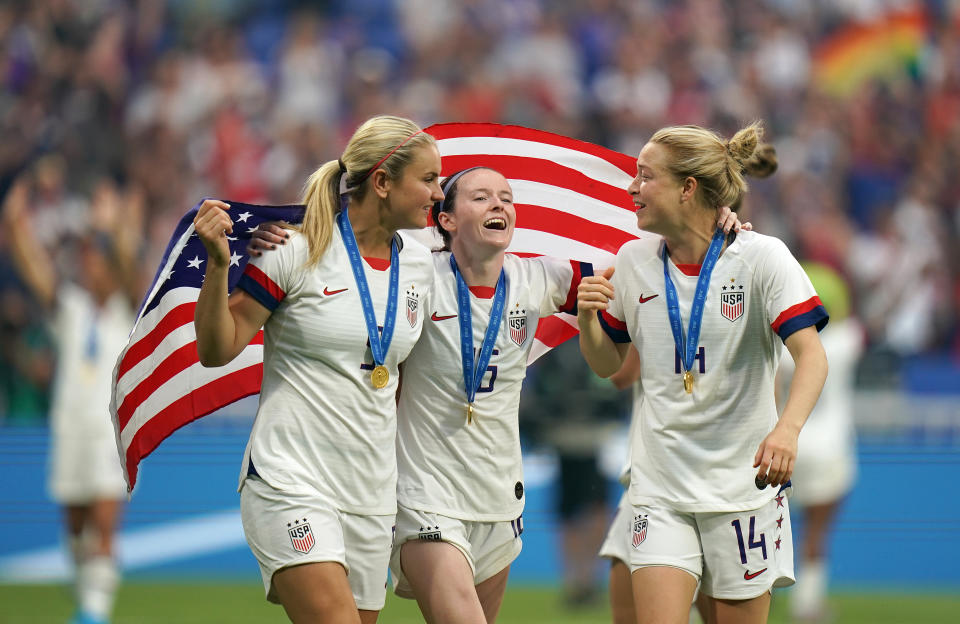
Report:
1,582,957,623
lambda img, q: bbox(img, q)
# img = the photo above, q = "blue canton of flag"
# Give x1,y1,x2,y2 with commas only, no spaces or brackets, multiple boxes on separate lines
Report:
111,200,305,492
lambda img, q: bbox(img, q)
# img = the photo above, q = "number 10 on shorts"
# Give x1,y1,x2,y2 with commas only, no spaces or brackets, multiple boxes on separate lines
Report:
731,516,767,564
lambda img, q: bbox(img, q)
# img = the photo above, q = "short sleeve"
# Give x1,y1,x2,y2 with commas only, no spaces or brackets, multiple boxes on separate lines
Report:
761,239,829,341
598,254,630,343
535,256,594,317
235,234,301,312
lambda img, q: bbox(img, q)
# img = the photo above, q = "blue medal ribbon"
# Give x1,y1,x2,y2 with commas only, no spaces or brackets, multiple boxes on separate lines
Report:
336,208,399,373
662,228,726,388
449,254,506,421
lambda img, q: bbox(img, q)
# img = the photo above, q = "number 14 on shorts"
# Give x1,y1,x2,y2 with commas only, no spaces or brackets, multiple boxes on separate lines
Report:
731,516,767,569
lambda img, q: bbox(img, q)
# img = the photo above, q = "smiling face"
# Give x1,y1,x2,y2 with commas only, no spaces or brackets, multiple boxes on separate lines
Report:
385,144,444,230
437,168,516,254
627,141,690,236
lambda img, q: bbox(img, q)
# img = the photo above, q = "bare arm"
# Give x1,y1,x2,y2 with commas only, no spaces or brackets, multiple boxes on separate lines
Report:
753,326,828,487
193,199,271,366
576,266,629,377
609,345,641,390
2,178,56,308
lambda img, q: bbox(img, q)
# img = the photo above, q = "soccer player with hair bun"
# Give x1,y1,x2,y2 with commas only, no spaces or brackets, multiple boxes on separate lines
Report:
578,123,828,624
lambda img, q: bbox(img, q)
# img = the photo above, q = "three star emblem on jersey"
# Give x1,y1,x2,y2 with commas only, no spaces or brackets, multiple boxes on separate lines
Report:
508,304,527,347
720,278,745,321
632,514,648,548
322,286,348,296
406,286,420,327
287,518,315,554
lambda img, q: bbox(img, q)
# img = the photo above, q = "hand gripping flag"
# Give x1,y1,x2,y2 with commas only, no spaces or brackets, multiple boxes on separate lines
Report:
111,124,642,491
110,202,305,491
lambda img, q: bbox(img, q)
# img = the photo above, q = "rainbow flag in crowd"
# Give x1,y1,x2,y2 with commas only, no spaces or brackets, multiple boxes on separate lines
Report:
812,9,928,97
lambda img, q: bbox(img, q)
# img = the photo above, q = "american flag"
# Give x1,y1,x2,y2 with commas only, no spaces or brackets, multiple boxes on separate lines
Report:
110,124,643,491
427,123,642,361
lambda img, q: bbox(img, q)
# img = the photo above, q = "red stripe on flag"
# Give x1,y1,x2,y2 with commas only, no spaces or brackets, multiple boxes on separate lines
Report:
515,203,635,254
123,363,263,490
427,123,637,175
243,263,286,302
117,331,264,429
770,296,824,333
440,155,634,211
116,302,195,379
533,315,579,348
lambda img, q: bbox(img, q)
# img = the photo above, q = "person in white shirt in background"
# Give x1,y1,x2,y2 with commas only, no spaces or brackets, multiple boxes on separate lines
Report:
3,174,141,624
193,115,442,624
778,262,863,623
578,122,828,624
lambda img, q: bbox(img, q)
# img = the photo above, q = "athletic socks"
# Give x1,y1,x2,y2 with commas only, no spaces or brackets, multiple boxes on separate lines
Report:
75,555,119,623
791,558,827,621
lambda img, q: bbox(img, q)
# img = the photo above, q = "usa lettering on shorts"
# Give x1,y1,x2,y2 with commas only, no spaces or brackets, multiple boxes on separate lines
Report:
287,518,315,554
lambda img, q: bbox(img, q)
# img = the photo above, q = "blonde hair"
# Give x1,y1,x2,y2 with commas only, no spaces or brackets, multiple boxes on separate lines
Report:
649,122,764,211
298,115,437,267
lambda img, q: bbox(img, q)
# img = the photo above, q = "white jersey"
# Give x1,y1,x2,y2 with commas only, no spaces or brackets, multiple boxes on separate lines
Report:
781,317,863,505
396,252,586,521
601,231,827,512
235,229,434,515
48,284,133,502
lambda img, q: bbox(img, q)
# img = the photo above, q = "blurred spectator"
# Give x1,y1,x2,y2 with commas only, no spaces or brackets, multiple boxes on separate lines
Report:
777,263,864,623
2,170,141,624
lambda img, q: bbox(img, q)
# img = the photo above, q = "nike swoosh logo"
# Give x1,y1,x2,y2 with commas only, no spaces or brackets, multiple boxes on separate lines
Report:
638,294,659,303
431,312,457,321
323,287,348,296
744,568,768,580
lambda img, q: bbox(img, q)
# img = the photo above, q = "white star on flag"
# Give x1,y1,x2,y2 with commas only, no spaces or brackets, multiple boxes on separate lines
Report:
237,211,252,222
187,256,203,269
229,251,243,267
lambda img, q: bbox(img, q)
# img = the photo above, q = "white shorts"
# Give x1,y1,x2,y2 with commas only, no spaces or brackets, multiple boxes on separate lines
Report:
48,431,128,504
389,504,523,598
627,490,795,600
792,435,857,506
599,491,630,565
240,476,394,610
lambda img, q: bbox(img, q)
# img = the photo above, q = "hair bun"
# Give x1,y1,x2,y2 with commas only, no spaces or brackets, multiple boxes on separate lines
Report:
726,123,763,164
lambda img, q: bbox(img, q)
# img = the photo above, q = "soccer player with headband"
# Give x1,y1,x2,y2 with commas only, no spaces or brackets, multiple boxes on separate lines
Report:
193,115,442,624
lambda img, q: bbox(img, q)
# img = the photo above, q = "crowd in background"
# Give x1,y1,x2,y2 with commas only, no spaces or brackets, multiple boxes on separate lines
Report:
1,0,959,424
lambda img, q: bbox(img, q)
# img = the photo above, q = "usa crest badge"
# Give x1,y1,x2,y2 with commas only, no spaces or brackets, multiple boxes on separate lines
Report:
721,290,744,322
287,519,315,554
406,286,419,327
632,514,648,548
508,305,527,347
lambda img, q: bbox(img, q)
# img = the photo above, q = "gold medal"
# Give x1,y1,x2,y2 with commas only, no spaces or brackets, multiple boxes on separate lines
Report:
371,365,389,389
683,370,694,394
466,403,474,425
